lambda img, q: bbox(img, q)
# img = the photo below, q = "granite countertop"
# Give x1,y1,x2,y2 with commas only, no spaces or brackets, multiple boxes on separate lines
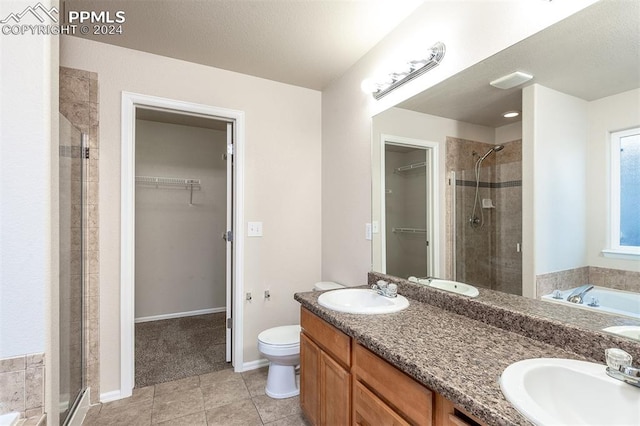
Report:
295,289,592,426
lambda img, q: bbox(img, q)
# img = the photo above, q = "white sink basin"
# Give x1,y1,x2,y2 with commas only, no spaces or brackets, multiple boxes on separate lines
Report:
603,326,640,341
500,358,640,425
317,288,409,314
428,279,479,297
410,277,479,297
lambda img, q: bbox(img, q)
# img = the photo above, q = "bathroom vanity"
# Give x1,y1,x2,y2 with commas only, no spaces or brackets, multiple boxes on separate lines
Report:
295,275,640,426
300,306,482,426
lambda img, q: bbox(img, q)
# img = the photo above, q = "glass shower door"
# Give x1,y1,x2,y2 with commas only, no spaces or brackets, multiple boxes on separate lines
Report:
59,114,86,424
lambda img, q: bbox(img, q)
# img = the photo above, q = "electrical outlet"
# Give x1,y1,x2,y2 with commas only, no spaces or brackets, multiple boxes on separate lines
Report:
248,221,263,237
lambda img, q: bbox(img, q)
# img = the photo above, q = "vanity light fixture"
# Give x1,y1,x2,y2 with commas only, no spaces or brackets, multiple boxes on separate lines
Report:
503,110,520,118
372,41,446,100
490,71,533,90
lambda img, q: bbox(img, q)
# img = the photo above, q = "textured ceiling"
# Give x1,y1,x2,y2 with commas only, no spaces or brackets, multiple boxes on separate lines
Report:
396,1,640,128
65,0,423,90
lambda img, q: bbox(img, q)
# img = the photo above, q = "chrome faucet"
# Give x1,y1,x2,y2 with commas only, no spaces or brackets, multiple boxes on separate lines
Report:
371,280,398,298
605,348,640,388
566,284,594,304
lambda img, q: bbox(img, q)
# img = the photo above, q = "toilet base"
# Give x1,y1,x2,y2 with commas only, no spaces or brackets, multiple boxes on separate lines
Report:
265,363,299,399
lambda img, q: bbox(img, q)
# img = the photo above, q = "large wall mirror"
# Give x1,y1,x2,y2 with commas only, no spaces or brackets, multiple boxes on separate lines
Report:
372,1,639,336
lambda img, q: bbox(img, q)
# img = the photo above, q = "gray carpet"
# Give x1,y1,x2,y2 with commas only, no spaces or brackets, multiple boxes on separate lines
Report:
135,313,231,387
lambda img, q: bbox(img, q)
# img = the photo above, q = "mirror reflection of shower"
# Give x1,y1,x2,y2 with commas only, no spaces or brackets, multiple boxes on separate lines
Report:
448,137,522,296
469,145,504,228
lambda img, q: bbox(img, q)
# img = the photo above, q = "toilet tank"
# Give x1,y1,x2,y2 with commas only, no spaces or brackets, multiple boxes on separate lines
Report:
313,281,344,291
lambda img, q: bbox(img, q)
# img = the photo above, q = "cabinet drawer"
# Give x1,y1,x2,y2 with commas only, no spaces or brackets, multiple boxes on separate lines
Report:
301,307,351,367
435,393,485,426
353,380,409,426
353,343,433,426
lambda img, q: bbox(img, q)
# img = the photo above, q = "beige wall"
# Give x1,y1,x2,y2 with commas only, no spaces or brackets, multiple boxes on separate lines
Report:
135,121,227,319
321,0,598,285
60,36,322,396
587,88,640,272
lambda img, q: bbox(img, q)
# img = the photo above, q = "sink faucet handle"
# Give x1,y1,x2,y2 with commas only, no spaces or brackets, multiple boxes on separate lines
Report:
605,348,632,369
387,283,397,297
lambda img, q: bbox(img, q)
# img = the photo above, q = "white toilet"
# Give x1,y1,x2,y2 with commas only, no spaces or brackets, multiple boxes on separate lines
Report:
257,281,344,399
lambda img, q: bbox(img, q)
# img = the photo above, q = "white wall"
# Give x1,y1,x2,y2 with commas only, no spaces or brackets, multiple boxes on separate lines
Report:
135,120,227,319
0,0,57,359
525,84,588,281
60,36,322,395
496,122,523,144
586,88,640,272
371,107,495,275
321,0,598,285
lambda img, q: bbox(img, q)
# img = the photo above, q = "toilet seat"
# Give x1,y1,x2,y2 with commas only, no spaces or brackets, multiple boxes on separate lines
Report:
258,325,300,347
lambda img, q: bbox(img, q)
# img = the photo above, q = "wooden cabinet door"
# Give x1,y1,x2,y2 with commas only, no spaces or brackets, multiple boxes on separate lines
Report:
353,381,410,426
301,333,321,425
320,350,351,426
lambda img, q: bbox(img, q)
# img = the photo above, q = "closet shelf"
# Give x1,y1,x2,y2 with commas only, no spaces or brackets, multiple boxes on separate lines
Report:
392,227,427,234
135,176,201,205
395,162,426,173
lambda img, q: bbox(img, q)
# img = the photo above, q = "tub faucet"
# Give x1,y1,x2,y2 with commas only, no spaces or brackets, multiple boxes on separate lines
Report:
605,348,640,388
566,284,594,304
371,280,398,298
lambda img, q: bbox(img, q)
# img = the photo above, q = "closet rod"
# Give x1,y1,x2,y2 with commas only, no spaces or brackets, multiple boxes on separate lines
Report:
395,161,426,173
135,176,201,205
392,227,427,234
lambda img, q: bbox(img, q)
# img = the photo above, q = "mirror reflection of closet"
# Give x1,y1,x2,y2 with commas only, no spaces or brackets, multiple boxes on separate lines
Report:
380,137,438,280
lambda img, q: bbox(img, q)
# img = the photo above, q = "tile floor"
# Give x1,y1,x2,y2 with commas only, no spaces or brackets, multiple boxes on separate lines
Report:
83,367,309,425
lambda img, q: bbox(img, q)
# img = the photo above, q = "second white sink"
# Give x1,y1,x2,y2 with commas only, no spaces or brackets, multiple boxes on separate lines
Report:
317,288,409,314
500,358,640,425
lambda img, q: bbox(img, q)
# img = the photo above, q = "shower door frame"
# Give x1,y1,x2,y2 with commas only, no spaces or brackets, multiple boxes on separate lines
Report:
379,134,440,279
120,92,246,399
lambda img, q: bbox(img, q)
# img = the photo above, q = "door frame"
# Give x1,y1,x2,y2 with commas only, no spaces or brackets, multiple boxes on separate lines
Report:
379,134,440,278
120,92,245,398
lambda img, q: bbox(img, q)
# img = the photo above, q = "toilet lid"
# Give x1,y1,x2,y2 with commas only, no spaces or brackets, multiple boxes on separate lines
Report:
258,325,301,346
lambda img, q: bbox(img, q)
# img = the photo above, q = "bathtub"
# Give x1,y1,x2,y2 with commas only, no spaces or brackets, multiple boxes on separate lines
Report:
0,412,20,426
541,286,640,320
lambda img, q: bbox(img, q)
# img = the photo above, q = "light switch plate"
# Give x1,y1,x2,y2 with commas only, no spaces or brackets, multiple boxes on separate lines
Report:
248,221,263,237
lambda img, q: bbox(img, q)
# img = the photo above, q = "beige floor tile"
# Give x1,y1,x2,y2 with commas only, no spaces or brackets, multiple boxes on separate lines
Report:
201,377,251,410
151,388,204,424
241,367,269,397
205,398,263,426
154,411,207,426
90,403,153,426
99,386,154,417
253,395,301,424
264,412,311,426
154,376,199,397
198,368,238,387
94,400,153,421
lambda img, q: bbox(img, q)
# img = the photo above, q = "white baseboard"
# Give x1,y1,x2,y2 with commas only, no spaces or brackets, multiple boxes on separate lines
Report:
135,307,226,323
99,390,123,403
241,359,269,372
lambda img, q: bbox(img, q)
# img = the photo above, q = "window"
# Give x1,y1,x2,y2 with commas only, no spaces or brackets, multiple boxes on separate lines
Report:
607,127,640,258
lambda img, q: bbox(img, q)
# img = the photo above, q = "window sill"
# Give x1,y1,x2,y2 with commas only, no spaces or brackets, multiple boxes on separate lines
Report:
601,249,640,260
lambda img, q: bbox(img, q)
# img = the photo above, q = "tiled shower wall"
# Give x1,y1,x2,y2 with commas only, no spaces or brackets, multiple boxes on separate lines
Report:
59,66,100,403
0,354,44,418
536,266,640,297
446,137,522,295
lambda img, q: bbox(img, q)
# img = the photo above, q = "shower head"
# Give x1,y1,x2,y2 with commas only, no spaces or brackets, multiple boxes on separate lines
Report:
478,145,504,162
